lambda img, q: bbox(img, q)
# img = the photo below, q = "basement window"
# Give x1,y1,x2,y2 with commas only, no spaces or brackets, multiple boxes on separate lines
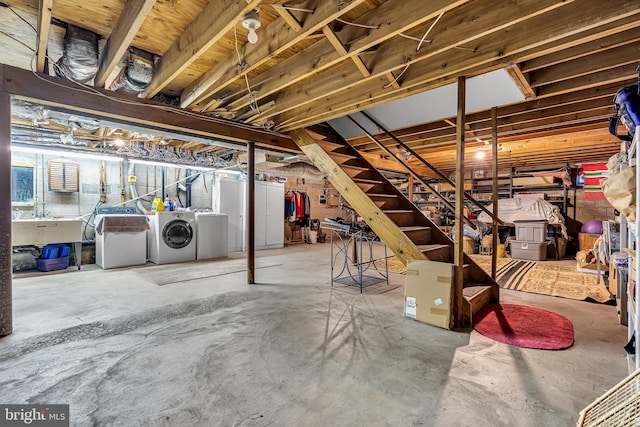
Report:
11,163,34,206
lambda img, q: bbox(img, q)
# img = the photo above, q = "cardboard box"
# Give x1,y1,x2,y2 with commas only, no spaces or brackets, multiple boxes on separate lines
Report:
579,232,601,251
405,260,453,329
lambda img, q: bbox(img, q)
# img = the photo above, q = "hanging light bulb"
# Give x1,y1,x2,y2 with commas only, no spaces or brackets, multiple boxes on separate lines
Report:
242,10,261,44
475,150,486,159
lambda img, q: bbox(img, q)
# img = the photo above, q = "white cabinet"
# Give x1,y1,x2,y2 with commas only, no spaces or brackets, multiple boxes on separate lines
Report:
255,181,284,250
212,177,284,252
213,176,246,252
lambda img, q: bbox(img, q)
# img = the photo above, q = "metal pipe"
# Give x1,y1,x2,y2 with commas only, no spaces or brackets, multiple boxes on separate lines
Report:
0,92,13,337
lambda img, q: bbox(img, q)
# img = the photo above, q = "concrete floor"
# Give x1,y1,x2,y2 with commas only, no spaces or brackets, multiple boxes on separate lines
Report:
0,244,630,426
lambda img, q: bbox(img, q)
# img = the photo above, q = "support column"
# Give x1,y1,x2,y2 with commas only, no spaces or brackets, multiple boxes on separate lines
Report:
0,92,12,337
247,141,256,284
453,76,466,329
491,107,499,279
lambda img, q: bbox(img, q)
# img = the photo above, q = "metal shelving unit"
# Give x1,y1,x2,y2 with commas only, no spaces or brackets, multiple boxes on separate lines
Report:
620,126,640,372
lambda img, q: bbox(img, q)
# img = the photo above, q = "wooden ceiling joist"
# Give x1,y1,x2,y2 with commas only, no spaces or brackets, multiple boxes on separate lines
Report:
142,0,262,98
94,0,157,87
529,41,640,88
35,0,53,73
276,0,639,131
223,0,471,113
179,0,366,109
259,0,575,127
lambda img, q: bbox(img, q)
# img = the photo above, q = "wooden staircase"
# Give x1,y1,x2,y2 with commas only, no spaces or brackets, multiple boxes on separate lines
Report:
289,128,499,330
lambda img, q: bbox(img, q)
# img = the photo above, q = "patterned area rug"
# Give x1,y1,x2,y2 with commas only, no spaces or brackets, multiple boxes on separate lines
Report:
377,255,612,303
470,256,612,303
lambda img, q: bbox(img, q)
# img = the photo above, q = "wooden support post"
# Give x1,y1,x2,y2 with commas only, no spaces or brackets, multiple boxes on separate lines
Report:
491,107,499,279
247,141,256,284
0,92,12,337
453,76,466,329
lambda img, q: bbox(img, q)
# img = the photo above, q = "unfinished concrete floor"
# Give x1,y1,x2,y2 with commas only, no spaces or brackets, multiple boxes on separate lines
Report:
0,244,630,426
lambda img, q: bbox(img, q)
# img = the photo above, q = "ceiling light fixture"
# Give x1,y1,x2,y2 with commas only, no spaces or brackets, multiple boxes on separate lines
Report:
475,150,486,160
11,144,124,162
242,10,261,44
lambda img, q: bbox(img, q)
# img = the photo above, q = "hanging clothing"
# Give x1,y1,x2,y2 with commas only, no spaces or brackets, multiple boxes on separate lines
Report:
285,192,295,219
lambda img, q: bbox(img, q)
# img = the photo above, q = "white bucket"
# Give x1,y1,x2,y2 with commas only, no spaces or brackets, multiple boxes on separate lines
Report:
309,230,318,244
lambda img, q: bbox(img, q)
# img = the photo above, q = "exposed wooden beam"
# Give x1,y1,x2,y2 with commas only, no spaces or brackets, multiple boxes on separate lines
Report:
36,0,53,73
142,0,261,98
0,90,12,337
322,26,370,77
276,0,639,131
521,30,640,73
262,0,575,125
506,64,536,98
529,42,640,87
536,62,639,97
348,81,630,149
94,0,157,87
272,5,302,32
453,75,466,329
180,0,366,109
224,0,470,112
0,64,296,152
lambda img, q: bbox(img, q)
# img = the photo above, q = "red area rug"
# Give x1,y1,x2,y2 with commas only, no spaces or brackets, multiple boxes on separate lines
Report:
473,303,574,350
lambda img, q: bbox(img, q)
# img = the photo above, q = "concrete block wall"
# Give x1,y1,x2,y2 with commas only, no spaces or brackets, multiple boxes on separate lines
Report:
574,188,615,224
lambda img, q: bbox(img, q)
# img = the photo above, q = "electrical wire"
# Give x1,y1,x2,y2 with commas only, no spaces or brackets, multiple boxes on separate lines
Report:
233,23,260,114
417,11,444,52
8,6,37,33
382,62,410,89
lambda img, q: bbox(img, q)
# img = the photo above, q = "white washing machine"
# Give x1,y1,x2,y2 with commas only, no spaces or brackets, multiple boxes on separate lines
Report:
148,211,197,264
195,213,228,260
95,214,149,269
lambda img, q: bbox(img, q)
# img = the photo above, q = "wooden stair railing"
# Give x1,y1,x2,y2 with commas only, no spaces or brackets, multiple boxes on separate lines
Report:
289,128,499,329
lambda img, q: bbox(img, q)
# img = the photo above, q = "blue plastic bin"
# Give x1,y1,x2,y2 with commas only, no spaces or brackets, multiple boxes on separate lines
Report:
36,256,70,272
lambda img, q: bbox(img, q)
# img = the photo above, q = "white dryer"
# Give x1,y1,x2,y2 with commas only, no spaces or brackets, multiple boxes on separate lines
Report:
195,213,228,259
148,211,196,264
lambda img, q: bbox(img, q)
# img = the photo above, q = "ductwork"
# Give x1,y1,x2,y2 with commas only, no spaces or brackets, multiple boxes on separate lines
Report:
56,24,99,84
109,56,154,95
12,100,101,131
128,163,148,214
255,162,325,180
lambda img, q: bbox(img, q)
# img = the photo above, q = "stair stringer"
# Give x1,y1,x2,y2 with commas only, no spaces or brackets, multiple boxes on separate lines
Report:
290,128,427,264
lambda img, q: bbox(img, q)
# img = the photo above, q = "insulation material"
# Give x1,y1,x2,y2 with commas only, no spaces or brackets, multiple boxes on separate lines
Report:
56,24,99,83
110,56,154,94
255,162,325,180
581,162,609,201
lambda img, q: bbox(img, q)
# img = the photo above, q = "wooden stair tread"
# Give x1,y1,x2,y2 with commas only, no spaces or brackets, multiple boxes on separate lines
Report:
463,285,492,299
416,244,450,251
382,209,414,214
318,140,347,150
341,164,369,172
353,178,384,184
399,226,430,232
328,152,358,161
367,193,398,198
